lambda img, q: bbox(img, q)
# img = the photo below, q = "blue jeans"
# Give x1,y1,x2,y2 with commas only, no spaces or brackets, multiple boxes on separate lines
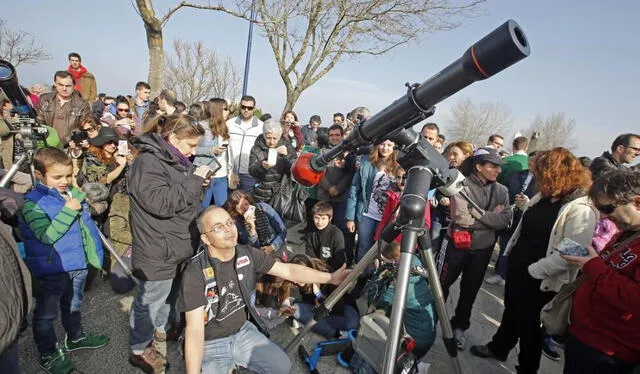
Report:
32,269,88,355
239,173,256,195
201,321,291,374
357,216,380,262
129,278,176,352
201,177,229,208
0,340,19,374
293,302,360,339
495,233,512,279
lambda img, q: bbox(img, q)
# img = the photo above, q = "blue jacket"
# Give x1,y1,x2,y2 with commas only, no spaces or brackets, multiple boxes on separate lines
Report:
235,202,287,250
19,183,103,278
345,160,378,222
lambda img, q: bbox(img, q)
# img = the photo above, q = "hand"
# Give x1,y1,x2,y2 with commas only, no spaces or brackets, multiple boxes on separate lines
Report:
68,140,77,149
515,193,529,209
278,306,295,317
212,146,226,155
261,245,275,255
126,153,134,164
262,161,274,169
202,178,211,187
439,197,450,207
229,174,240,188
114,118,131,127
115,154,127,166
346,221,356,233
194,165,212,179
64,198,82,211
560,245,599,268
80,139,90,148
328,186,339,197
329,263,351,285
494,204,505,213
244,211,255,223
276,145,288,156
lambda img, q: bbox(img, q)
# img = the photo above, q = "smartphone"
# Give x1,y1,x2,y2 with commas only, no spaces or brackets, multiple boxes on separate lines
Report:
244,205,256,219
118,140,129,156
556,238,589,257
267,148,277,165
221,141,229,149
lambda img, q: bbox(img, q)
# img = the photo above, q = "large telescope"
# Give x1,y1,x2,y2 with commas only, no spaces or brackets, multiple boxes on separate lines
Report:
292,19,530,187
0,60,38,118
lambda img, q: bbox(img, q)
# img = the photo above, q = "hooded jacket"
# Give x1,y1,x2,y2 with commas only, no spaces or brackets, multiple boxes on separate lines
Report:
248,135,296,203
128,134,204,281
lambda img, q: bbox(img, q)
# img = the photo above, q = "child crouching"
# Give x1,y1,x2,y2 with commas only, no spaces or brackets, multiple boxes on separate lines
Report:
19,147,109,374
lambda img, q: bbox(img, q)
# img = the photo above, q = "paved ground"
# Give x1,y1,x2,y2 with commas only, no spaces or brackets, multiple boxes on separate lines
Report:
17,222,564,373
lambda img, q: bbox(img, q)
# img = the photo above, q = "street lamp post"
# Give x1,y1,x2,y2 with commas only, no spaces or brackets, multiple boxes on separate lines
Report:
241,0,257,97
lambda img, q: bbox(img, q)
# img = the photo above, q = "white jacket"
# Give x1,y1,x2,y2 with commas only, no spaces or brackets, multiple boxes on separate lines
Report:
505,192,598,293
227,116,264,174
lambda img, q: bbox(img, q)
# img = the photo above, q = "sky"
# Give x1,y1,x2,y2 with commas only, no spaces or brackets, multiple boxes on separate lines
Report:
3,0,639,158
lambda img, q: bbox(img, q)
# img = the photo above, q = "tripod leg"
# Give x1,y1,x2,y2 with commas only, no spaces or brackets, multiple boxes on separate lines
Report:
0,153,28,188
284,240,379,354
417,234,463,374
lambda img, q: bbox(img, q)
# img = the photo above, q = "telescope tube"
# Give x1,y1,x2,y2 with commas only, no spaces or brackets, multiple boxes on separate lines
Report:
0,60,38,118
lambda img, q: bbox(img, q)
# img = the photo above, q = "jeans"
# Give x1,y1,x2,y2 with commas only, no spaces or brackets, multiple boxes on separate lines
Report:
201,177,229,208
439,242,494,331
0,340,19,374
33,269,88,355
201,321,291,374
239,173,256,195
357,216,380,262
129,278,176,353
563,335,634,374
293,302,360,339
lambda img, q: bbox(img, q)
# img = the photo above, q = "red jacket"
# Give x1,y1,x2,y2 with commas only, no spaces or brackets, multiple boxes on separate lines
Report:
374,190,431,243
569,231,640,364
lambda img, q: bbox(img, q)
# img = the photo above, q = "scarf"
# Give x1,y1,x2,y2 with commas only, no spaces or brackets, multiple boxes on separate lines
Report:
161,138,192,168
68,65,88,92
254,205,273,246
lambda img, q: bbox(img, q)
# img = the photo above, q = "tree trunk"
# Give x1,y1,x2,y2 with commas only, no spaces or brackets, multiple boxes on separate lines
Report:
283,89,301,113
145,23,164,97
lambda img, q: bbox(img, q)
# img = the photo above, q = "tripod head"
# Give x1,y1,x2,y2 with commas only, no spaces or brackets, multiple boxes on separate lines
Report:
0,60,49,154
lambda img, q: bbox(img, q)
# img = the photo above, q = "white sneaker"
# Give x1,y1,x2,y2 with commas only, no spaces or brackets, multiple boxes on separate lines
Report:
485,274,506,286
417,361,431,374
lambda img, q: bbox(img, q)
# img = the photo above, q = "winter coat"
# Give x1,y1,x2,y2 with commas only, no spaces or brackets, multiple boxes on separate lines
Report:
523,192,598,292
77,71,97,103
248,135,296,203
345,160,379,222
227,116,264,174
36,91,91,143
590,151,626,180
316,155,356,202
128,134,204,281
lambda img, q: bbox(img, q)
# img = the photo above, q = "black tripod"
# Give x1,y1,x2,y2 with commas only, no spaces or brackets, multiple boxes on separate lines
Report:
287,19,530,374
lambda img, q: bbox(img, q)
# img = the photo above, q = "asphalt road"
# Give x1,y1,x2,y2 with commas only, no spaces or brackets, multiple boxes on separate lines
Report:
17,222,564,373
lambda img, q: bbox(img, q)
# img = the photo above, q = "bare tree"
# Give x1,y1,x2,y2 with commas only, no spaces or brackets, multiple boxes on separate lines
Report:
134,0,482,107
525,112,577,151
445,98,513,145
0,19,51,67
164,39,241,105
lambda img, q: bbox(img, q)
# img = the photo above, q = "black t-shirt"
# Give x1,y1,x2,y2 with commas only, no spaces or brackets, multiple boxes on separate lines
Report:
509,198,563,269
177,246,277,341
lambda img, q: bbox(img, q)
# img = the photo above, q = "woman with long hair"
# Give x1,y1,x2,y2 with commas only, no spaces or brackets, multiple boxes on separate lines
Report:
281,110,304,153
127,113,212,372
254,268,295,330
471,148,597,374
194,98,236,208
223,190,288,257
76,126,131,192
345,140,399,261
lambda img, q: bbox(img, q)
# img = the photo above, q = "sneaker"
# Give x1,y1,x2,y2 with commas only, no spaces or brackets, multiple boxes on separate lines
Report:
542,336,561,361
39,349,74,374
416,361,431,374
551,335,565,349
129,346,167,374
485,274,506,286
63,332,109,352
453,328,466,351
470,344,508,362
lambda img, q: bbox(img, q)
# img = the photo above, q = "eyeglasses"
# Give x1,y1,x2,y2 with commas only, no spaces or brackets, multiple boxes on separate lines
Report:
203,218,236,234
594,201,617,214
241,105,254,111
626,145,640,152
117,108,130,113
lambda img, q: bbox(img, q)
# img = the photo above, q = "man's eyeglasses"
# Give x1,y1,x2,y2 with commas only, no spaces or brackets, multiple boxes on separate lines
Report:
626,145,640,152
594,201,617,214
117,108,130,113
203,218,236,234
241,105,254,111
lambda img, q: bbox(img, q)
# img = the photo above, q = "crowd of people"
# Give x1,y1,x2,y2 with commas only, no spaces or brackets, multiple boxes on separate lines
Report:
0,52,639,374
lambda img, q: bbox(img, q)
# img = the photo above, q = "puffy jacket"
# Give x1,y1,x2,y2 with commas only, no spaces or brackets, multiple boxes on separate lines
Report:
128,134,204,281
248,135,296,203
36,91,90,143
227,116,263,174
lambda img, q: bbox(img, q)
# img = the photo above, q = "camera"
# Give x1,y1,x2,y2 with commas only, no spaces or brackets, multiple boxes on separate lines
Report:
70,130,88,144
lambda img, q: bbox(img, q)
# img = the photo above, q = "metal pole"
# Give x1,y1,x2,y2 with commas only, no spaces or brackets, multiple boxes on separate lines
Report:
242,0,257,97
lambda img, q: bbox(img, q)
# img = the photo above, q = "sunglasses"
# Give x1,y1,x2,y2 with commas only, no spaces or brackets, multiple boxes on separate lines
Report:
594,202,617,214
117,108,130,113
241,105,254,111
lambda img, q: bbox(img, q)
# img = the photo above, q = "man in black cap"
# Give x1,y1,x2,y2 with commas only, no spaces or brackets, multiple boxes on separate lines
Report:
438,146,513,350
